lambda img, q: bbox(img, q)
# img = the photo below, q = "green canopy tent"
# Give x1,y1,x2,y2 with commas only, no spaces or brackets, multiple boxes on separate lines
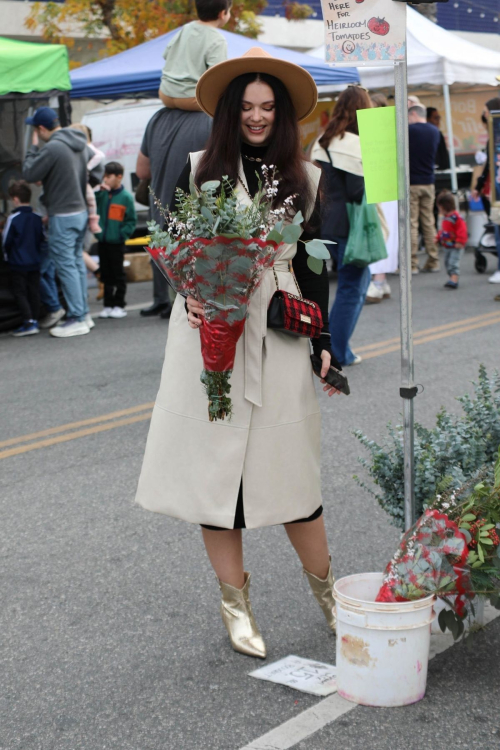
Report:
0,36,71,97
0,37,71,331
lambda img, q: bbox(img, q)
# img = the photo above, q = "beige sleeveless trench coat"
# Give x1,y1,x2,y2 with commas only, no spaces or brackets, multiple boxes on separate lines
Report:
135,154,323,529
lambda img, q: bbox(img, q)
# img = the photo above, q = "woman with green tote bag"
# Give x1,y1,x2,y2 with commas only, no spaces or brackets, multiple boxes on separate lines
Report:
311,86,373,366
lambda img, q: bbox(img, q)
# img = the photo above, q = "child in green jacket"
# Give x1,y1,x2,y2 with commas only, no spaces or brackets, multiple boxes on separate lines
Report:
95,161,137,319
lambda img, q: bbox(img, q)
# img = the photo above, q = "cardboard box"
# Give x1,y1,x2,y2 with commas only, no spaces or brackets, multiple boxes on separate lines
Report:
124,252,153,283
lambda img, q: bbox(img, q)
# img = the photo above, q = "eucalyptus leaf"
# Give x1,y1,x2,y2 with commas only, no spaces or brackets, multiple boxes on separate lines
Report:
204,245,223,259
305,239,331,260
266,229,284,244
280,224,302,244
307,255,324,275
292,210,304,226
200,180,220,191
200,206,214,224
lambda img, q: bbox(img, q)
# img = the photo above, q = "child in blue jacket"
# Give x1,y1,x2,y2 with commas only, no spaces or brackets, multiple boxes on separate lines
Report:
2,181,43,336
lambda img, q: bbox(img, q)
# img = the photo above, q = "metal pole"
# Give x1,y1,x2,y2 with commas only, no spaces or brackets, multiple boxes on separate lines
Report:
443,83,458,195
394,59,416,531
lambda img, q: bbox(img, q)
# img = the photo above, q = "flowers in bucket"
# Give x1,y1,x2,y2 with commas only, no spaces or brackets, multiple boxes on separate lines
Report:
146,168,331,421
376,448,500,639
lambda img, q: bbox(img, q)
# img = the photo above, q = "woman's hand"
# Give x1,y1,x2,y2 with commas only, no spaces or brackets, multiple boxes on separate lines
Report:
186,295,204,329
318,350,342,397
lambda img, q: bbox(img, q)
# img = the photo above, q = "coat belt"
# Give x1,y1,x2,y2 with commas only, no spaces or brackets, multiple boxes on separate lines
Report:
244,259,290,407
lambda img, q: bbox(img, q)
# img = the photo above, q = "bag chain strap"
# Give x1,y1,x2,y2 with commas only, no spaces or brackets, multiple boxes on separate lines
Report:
273,261,303,300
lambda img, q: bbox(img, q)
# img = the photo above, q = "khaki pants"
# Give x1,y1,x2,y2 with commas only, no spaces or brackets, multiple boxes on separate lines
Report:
410,184,439,270
158,90,202,112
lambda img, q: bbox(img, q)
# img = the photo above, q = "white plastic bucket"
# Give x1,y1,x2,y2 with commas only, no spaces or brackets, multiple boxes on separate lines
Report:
333,572,435,707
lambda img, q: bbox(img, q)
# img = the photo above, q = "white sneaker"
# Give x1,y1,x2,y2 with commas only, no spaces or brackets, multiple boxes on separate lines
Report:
349,353,362,366
99,307,113,318
380,280,391,298
49,319,90,338
38,308,66,329
109,307,127,319
365,281,384,304
85,314,95,329
488,270,500,283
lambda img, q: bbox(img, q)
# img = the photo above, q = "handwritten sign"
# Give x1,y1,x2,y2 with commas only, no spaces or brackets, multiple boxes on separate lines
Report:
249,655,337,697
357,106,398,203
320,0,406,66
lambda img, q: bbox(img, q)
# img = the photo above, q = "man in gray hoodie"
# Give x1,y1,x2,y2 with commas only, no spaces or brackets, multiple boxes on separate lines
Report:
23,107,103,338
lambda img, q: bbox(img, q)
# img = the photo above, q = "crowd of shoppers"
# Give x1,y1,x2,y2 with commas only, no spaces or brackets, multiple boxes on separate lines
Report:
4,40,500,342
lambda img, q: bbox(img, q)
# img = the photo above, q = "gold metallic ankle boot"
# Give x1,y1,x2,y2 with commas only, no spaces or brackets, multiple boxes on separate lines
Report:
303,558,336,633
218,572,267,659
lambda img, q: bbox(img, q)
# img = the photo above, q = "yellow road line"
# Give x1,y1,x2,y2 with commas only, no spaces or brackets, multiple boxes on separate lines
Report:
356,310,500,354
0,402,154,449
1,310,500,461
363,314,500,360
0,412,153,460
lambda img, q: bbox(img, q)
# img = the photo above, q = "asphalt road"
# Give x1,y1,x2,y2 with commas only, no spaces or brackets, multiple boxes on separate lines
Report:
1,249,499,750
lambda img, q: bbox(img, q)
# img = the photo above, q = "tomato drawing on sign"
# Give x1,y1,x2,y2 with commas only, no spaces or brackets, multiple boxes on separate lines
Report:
367,17,390,36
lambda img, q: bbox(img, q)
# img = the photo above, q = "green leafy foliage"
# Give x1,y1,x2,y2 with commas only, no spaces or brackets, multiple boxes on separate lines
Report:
354,366,500,530
147,168,331,273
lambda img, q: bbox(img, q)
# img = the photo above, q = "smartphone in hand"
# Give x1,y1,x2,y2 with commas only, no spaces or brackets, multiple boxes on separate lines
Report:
310,354,350,396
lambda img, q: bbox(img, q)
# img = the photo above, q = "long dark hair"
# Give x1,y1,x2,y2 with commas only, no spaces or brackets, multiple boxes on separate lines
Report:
196,72,313,218
318,86,372,150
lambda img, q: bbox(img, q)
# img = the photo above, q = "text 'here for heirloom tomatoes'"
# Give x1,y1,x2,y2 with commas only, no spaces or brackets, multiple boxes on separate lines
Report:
368,17,390,36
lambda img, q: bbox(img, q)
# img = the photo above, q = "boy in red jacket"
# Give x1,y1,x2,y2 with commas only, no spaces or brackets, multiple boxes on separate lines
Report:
436,191,468,289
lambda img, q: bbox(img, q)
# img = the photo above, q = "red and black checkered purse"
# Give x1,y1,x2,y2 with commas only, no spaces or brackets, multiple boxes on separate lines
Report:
267,264,323,339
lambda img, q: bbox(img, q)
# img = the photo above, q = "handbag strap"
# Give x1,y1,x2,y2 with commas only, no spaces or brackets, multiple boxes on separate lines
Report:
272,261,303,299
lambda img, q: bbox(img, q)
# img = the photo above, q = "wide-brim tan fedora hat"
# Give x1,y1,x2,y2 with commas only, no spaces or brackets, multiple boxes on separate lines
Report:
196,47,318,122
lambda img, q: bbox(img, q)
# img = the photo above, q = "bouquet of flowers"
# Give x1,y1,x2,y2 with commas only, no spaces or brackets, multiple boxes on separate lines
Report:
376,448,500,639
146,167,331,422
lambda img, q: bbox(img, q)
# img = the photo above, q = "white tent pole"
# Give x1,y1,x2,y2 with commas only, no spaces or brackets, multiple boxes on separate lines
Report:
443,83,458,195
395,59,416,531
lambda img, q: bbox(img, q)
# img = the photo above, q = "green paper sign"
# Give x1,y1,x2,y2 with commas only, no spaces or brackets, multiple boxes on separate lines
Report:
357,107,398,204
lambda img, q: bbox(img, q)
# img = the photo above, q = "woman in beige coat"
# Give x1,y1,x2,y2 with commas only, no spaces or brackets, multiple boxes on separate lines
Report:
136,49,341,659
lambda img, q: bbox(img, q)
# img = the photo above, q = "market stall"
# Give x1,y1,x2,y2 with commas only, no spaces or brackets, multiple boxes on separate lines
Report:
0,36,71,331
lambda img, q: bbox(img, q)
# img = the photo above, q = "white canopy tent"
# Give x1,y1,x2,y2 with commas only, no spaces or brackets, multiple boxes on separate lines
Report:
311,7,500,192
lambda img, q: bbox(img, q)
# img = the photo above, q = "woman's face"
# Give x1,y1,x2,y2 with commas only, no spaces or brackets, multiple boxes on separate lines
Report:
240,81,276,146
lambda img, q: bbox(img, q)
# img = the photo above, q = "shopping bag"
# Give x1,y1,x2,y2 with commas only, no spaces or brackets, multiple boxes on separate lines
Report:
344,195,388,268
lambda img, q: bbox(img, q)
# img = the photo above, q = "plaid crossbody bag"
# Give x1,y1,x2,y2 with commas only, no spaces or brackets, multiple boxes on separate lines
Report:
267,262,323,338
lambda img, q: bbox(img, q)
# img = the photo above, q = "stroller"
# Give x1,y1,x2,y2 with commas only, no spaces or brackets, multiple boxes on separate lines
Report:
475,221,499,273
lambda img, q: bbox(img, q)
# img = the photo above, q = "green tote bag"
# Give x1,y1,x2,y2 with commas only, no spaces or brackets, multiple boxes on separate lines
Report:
344,194,388,268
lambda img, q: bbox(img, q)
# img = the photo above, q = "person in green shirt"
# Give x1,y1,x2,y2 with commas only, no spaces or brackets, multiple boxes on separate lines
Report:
95,161,137,319
158,0,231,112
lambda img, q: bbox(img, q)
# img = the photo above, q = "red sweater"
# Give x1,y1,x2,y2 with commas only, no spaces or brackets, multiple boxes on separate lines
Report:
437,211,468,248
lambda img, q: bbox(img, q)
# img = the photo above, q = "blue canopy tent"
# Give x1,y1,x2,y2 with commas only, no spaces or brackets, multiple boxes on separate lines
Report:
70,28,359,98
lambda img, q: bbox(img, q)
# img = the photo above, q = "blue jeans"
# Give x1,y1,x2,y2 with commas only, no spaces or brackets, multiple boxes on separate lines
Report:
494,224,500,271
444,246,463,277
328,236,371,366
39,241,61,312
48,212,88,320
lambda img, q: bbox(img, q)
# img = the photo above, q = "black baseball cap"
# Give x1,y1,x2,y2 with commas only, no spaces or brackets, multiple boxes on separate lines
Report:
25,107,59,129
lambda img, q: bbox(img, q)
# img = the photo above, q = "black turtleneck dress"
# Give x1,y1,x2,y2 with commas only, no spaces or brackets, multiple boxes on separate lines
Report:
170,143,335,530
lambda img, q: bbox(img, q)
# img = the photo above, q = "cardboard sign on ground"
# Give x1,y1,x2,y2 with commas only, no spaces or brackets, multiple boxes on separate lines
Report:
249,655,337,697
